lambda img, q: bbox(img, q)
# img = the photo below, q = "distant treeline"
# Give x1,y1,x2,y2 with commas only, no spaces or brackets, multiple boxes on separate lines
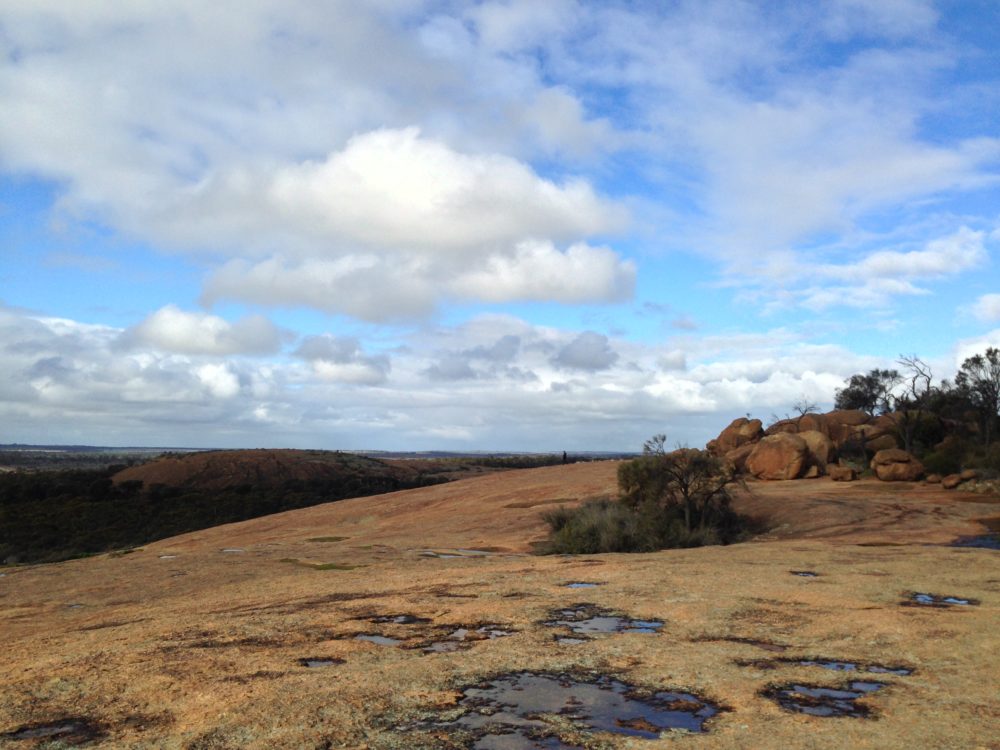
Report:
0,466,446,565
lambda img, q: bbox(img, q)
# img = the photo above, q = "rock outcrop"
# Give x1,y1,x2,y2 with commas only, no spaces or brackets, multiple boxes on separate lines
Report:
828,465,857,482
942,474,963,489
708,418,764,456
746,434,809,480
798,430,837,471
724,443,756,473
871,449,924,482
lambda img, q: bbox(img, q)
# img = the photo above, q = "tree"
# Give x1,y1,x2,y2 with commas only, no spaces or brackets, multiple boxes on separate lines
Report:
955,347,1000,446
620,438,736,534
834,369,900,416
893,355,934,454
792,397,818,417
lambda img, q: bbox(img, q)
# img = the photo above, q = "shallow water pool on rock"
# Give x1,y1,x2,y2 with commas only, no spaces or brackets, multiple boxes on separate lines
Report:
905,592,979,607
418,624,517,653
761,680,886,718
1,718,105,743
543,604,662,636
951,534,1000,550
355,634,402,646
411,671,720,747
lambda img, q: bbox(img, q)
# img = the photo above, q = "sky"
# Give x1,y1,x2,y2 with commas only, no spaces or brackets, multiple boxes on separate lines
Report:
1,0,999,451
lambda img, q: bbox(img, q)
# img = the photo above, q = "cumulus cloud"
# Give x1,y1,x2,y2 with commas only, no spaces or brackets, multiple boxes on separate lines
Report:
293,334,390,385
552,331,618,371
451,240,635,304
122,305,285,355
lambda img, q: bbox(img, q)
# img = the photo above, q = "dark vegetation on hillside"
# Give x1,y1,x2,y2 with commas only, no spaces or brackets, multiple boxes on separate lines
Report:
833,348,1000,475
0,453,457,565
540,435,754,554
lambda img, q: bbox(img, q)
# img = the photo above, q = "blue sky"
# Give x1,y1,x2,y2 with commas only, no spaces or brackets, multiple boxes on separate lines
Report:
1,0,998,450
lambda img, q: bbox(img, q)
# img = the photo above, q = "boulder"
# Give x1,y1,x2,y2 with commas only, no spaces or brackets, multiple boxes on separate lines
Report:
865,434,898,453
824,409,870,446
942,474,963,490
765,419,799,436
798,413,828,436
828,465,857,482
960,469,979,482
925,474,942,484
871,449,924,482
724,443,756,474
746,433,809,480
798,430,837,469
710,418,764,456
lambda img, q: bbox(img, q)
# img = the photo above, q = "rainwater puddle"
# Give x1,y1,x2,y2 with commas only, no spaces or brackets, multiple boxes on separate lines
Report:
411,671,720,747
543,604,662,636
951,534,1000,550
420,625,516,653
761,681,885,718
221,548,245,554
790,571,819,578
355,634,402,646
744,658,913,675
159,555,178,560
563,582,601,589
298,657,345,668
1,718,104,742
370,614,431,625
906,592,979,607
67,603,85,609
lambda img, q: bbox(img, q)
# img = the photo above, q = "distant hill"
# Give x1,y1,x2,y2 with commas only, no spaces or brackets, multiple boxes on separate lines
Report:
111,449,428,491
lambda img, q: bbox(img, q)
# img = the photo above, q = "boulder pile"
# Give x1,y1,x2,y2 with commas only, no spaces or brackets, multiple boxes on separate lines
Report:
707,409,927,483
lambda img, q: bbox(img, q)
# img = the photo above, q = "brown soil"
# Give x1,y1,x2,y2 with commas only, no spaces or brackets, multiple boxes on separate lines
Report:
1,463,998,748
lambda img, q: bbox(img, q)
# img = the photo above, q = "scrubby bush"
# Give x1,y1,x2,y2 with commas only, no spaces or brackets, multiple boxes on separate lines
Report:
922,437,972,476
538,438,753,555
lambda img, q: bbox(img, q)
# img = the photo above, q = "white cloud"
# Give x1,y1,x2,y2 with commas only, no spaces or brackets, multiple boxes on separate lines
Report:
293,334,390,385
451,240,635,305
180,127,624,255
970,294,1000,323
196,363,241,399
122,305,285,355
0,304,896,450
551,331,619,371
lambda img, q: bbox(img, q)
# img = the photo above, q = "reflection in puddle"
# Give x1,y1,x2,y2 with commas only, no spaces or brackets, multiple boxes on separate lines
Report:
370,614,432,625
412,671,720,747
420,625,516,653
742,658,913,675
951,534,1000,550
355,634,402,646
563,582,601,589
543,604,662,635
762,681,886,717
298,657,345,668
906,592,979,607
790,571,818,577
